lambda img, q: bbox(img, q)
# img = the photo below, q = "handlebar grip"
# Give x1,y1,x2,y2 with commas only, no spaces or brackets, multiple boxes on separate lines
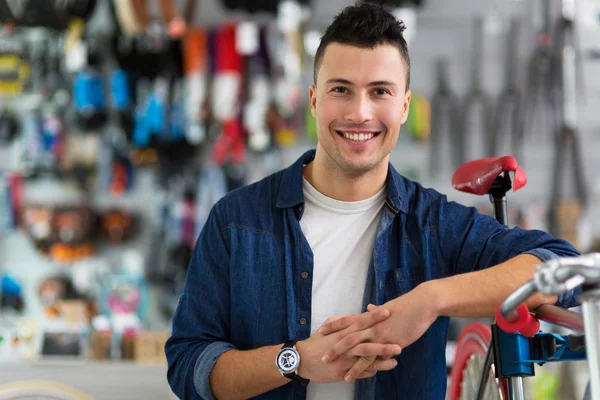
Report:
496,303,540,337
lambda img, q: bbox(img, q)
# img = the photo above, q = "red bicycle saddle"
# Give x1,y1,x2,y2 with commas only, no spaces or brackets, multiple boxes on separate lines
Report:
452,156,527,195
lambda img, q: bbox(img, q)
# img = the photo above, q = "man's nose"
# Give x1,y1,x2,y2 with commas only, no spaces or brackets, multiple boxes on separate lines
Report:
344,93,374,124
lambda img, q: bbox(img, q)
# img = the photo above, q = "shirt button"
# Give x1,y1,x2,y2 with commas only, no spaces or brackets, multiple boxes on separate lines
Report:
301,272,308,279
299,318,307,325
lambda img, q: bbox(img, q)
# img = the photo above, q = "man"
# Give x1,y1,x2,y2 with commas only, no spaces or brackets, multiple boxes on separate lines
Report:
166,4,580,399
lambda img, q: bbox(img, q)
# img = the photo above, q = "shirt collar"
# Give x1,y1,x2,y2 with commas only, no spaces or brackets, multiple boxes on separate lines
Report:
276,149,408,214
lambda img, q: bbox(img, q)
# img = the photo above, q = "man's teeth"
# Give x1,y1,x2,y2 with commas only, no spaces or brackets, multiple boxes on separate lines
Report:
342,132,375,142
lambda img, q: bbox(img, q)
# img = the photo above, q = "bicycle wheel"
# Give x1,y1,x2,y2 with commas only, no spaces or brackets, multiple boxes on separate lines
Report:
448,322,508,400
0,380,93,400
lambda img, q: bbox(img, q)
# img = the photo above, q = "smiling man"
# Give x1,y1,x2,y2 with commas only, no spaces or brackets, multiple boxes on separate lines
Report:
165,4,580,400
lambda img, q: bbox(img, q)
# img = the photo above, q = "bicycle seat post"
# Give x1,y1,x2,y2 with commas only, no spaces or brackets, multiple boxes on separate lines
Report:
487,171,513,226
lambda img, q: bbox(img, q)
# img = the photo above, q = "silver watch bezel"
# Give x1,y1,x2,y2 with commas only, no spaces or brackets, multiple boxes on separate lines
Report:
275,345,300,375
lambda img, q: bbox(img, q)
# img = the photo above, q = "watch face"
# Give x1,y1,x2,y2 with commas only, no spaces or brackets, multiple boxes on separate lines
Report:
277,348,299,373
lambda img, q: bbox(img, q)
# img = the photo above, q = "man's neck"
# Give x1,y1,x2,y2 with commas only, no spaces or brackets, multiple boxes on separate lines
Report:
303,148,388,202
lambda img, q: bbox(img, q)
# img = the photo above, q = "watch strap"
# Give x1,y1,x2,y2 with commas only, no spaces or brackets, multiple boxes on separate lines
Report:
281,340,310,387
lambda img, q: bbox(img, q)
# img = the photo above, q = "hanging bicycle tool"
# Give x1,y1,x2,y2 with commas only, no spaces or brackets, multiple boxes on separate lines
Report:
0,0,96,30
516,0,555,160
111,0,142,36
428,58,462,181
547,0,588,249
0,38,30,97
131,0,152,32
182,27,208,146
272,0,304,147
211,23,246,166
492,17,522,158
159,0,197,39
461,17,493,163
73,37,108,132
241,23,273,153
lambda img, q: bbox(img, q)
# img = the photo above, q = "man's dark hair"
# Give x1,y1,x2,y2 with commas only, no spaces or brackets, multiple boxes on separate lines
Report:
313,3,411,91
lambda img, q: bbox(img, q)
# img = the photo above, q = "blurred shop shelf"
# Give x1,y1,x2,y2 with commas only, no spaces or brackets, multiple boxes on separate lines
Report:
0,361,175,400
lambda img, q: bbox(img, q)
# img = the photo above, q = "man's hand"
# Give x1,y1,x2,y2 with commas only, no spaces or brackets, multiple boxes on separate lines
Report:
319,282,439,382
295,308,402,383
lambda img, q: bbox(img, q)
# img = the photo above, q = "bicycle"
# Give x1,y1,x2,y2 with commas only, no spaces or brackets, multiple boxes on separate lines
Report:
447,155,526,399
447,156,593,400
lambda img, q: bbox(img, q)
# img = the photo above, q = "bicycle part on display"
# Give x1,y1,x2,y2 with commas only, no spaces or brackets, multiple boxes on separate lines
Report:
0,40,30,96
449,154,528,399
111,69,132,111
38,276,74,306
100,209,135,244
497,253,600,399
492,17,522,158
547,0,588,244
462,17,493,162
159,0,197,38
111,0,142,36
452,156,527,196
272,0,304,147
131,0,151,31
1,274,24,313
499,254,600,311
183,27,209,145
516,0,555,156
0,108,19,144
0,174,21,232
21,204,98,263
219,0,312,14
0,0,96,30
447,321,508,400
452,156,527,226
211,23,246,165
429,58,462,180
243,24,273,153
21,206,55,252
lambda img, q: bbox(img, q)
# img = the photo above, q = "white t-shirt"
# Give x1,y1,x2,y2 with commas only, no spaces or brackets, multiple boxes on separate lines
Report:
300,177,386,400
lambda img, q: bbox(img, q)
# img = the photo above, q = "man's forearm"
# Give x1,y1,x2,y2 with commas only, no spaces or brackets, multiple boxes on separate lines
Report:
430,254,558,318
210,345,289,400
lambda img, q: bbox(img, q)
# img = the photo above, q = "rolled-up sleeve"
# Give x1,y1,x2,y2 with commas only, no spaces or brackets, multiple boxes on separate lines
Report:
435,195,581,308
165,201,233,399
193,342,236,400
521,248,580,308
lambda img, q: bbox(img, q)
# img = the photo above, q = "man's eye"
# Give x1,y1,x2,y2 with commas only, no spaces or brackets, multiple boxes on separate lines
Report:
374,88,390,96
332,87,348,94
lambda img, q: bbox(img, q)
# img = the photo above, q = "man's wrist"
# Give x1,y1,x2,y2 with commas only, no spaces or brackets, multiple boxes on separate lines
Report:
420,280,443,319
294,340,310,380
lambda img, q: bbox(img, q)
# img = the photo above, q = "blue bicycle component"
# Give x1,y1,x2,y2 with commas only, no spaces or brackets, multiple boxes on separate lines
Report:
74,70,105,114
111,69,131,111
493,325,587,380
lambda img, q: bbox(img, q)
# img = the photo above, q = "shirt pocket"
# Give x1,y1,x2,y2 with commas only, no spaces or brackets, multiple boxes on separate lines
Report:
385,240,426,301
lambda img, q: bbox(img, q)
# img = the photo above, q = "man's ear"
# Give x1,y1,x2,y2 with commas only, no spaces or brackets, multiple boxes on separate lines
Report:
400,90,411,125
309,85,317,118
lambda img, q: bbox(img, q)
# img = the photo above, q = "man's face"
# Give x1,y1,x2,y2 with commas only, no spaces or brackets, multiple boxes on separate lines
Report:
310,43,411,177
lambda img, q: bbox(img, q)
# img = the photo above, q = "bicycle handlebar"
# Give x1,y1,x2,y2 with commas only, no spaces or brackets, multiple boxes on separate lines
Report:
496,303,540,336
497,253,600,336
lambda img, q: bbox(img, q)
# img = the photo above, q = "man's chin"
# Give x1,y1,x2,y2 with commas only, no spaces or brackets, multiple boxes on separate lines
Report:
339,159,381,177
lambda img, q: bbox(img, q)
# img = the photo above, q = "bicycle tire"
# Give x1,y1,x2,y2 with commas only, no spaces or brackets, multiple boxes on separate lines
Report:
0,380,93,400
448,322,509,400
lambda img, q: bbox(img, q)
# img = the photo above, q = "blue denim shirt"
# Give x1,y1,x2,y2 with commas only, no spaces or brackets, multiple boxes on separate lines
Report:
166,149,580,400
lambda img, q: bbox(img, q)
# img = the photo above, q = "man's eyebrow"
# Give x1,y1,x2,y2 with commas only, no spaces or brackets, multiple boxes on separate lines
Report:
368,81,397,88
325,78,353,85
324,78,397,88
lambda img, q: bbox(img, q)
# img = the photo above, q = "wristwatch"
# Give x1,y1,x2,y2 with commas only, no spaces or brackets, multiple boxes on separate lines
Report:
275,340,310,387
